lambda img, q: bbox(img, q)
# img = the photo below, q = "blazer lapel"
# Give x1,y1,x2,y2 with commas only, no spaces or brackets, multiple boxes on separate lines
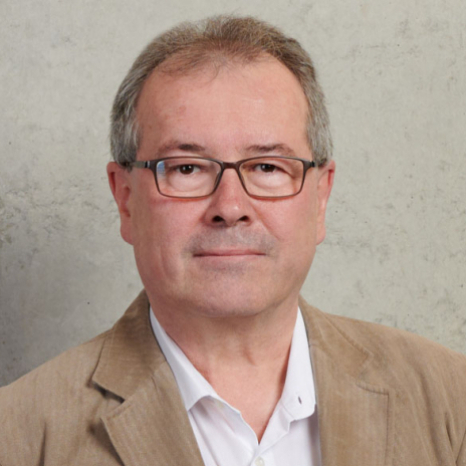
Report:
300,299,395,466
92,291,205,466
101,361,205,466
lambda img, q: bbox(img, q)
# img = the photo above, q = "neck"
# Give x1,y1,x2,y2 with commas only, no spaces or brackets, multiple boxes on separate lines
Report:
150,295,299,440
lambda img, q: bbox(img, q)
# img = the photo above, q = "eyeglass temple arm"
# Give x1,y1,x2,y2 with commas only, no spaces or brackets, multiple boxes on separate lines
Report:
121,161,151,169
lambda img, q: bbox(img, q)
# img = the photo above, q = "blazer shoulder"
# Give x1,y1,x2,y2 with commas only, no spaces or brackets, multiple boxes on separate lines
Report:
328,311,466,457
301,301,466,457
1,329,109,397
0,330,115,464
301,299,466,393
325,310,466,370
307,303,466,408
0,329,111,427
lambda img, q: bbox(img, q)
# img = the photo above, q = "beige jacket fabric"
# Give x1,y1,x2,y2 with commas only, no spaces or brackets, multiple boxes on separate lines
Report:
1,291,466,466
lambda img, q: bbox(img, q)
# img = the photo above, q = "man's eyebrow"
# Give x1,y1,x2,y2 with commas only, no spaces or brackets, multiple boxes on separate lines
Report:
155,141,208,158
154,142,298,159
244,144,298,158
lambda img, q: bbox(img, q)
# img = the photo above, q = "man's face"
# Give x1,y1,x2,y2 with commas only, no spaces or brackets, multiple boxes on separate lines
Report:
108,57,334,319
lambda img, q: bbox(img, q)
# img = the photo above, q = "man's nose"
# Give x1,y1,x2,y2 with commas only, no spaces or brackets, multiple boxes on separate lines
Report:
204,168,254,227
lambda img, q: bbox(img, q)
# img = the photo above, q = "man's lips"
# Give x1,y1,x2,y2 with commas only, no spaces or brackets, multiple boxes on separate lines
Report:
193,249,265,257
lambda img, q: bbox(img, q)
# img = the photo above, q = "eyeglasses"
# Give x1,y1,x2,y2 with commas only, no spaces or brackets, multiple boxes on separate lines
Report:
121,155,316,199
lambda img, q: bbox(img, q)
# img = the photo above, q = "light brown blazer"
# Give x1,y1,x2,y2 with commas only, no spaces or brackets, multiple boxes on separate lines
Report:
1,291,466,465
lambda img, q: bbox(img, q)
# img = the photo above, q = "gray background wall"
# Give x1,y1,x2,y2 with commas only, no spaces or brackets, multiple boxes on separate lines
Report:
1,0,465,387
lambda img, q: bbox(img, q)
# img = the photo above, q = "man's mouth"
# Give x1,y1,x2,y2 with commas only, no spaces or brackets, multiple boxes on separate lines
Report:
193,249,264,257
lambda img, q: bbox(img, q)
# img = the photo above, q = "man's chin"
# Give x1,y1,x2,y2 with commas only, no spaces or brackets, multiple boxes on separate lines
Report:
191,253,266,276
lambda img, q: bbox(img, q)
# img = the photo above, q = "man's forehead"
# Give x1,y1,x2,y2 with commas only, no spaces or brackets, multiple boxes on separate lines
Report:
133,54,311,162
137,58,308,123
138,53,306,110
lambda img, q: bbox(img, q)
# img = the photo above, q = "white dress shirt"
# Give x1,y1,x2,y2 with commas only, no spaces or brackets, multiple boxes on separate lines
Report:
150,308,321,466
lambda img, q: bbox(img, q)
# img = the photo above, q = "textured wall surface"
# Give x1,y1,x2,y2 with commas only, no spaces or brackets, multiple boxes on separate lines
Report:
1,0,465,386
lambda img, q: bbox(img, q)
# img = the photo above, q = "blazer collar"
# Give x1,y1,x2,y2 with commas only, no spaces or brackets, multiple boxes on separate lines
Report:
300,297,395,466
92,291,205,466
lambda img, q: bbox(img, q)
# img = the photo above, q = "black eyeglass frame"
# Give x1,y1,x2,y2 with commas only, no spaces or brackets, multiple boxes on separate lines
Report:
121,155,316,200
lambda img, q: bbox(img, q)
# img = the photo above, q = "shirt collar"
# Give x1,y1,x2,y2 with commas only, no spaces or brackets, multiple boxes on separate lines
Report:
150,307,316,419
278,309,316,420
150,309,215,410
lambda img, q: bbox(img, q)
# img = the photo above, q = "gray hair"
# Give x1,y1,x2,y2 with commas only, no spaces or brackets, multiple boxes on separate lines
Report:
110,15,332,167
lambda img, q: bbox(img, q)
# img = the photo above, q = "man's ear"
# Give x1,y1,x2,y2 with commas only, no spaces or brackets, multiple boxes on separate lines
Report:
107,162,133,245
315,160,336,245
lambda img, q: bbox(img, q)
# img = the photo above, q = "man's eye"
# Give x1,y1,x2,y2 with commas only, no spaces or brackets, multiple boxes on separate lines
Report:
256,163,280,173
176,164,198,175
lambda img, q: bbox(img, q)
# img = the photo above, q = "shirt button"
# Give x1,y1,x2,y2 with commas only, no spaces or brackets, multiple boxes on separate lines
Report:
255,457,265,466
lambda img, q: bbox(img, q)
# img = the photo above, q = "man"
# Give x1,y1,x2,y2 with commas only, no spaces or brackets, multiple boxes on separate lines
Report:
1,15,465,466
